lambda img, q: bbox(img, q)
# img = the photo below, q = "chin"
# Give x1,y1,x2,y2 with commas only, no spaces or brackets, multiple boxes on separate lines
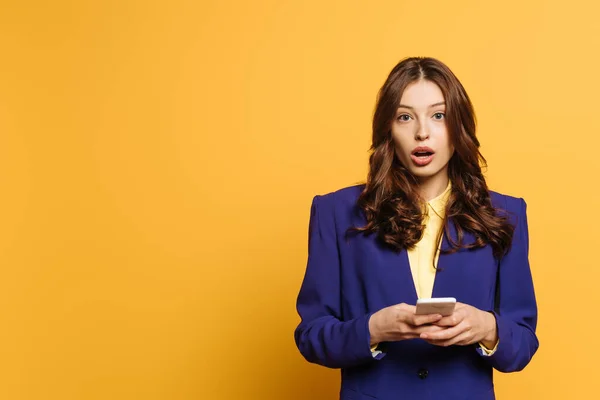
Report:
398,157,447,180
409,166,440,179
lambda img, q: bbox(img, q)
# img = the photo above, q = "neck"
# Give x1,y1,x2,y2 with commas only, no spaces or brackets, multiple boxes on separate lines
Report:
417,173,449,202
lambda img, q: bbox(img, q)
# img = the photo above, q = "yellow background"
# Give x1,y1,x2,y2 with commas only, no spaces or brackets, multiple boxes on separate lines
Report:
0,0,597,398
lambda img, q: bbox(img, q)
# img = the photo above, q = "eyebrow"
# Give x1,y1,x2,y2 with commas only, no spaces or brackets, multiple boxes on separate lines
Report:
397,102,446,110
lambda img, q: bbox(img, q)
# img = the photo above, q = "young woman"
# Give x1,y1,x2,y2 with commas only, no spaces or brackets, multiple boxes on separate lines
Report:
294,57,538,400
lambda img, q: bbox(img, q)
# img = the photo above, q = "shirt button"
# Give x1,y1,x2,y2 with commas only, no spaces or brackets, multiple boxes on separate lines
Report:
417,368,429,379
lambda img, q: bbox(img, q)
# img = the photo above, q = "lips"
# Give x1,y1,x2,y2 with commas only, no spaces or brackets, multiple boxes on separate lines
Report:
410,146,435,167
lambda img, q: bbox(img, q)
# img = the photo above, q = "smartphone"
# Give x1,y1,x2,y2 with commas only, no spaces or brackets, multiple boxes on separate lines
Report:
415,297,456,316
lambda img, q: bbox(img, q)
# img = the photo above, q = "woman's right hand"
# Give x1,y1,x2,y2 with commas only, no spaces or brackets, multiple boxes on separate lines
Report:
368,303,445,345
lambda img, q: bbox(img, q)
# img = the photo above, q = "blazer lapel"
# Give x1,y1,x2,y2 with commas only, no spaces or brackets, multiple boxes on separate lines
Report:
399,248,419,305
431,219,462,298
372,241,419,306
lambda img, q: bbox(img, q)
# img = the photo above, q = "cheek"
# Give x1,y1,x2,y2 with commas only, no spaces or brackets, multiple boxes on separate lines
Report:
445,137,455,158
439,144,455,164
436,126,453,156
391,132,410,156
392,143,405,162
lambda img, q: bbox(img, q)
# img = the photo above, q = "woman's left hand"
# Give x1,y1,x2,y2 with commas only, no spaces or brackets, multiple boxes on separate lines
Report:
420,302,498,348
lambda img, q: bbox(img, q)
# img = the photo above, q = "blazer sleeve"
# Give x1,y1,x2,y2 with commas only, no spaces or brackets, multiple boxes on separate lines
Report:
294,195,381,369
477,197,539,372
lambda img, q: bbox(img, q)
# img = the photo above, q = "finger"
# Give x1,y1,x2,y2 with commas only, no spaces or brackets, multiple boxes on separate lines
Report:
412,313,443,326
425,330,473,347
420,321,467,341
455,334,480,346
434,311,465,327
415,324,446,334
394,303,416,313
402,325,445,340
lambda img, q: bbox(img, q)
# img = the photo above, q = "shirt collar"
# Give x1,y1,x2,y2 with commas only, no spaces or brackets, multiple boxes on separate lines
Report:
427,180,452,219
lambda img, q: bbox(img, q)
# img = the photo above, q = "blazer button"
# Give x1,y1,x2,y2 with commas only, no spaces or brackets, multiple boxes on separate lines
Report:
417,368,428,379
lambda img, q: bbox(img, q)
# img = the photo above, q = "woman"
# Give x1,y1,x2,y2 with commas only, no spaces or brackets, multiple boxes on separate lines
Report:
294,57,538,400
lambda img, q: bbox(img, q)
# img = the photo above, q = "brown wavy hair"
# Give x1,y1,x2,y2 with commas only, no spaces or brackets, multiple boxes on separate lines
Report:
352,57,514,259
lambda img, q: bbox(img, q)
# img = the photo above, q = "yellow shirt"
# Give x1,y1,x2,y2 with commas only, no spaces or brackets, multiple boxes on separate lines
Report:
371,180,498,355
407,180,451,300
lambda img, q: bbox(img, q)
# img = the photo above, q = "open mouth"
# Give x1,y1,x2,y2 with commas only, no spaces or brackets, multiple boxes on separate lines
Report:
410,147,435,166
413,151,434,158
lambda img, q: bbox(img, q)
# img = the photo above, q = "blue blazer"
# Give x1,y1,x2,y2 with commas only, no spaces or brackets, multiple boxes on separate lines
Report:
294,185,539,400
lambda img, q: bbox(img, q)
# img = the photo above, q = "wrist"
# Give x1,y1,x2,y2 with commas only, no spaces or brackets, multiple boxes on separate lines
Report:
481,311,498,347
368,312,382,345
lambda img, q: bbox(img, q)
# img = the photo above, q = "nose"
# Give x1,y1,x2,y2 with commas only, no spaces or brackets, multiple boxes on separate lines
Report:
415,121,429,141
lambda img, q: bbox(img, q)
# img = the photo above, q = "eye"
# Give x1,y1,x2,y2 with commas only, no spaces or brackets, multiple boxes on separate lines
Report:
397,114,412,122
433,112,445,120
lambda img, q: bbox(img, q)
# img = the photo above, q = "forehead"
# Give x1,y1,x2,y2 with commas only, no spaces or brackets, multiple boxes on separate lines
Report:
399,79,445,107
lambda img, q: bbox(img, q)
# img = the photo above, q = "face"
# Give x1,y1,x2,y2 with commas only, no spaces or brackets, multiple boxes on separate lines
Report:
391,79,454,182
